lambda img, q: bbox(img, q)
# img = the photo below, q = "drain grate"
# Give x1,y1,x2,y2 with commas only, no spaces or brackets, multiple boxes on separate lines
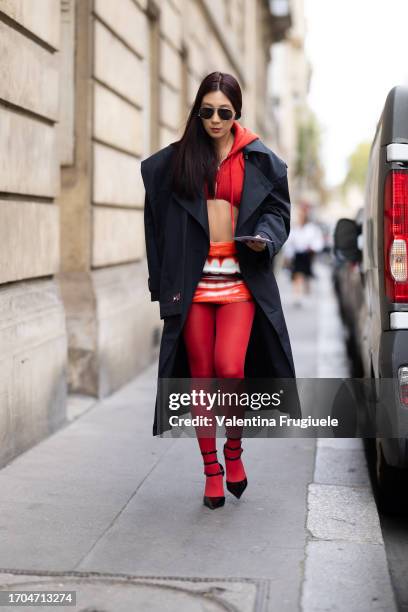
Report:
0,570,269,612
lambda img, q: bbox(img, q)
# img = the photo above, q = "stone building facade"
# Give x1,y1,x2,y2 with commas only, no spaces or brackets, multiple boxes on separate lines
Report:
269,0,311,191
0,0,293,466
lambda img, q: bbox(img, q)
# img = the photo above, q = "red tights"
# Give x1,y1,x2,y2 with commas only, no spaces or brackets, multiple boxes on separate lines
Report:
182,301,256,378
182,301,255,495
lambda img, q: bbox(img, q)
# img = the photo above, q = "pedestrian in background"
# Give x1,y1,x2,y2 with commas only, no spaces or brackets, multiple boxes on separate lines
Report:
141,71,298,510
283,204,324,306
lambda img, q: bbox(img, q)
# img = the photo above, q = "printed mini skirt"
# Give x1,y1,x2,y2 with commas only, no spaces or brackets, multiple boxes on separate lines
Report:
192,240,253,304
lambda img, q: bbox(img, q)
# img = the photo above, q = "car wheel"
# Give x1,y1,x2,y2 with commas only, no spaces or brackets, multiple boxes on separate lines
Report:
375,440,408,516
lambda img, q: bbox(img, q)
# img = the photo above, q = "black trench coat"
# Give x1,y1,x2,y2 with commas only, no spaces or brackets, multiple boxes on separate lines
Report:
141,138,299,436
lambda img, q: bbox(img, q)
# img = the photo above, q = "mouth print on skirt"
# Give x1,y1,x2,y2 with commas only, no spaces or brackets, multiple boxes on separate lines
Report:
192,240,253,304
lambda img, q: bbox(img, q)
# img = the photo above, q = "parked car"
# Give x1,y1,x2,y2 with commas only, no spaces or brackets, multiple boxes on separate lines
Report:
332,208,365,376
334,86,408,514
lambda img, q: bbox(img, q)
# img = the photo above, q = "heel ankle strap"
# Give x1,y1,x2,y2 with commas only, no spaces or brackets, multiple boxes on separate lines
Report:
223,443,243,460
224,443,243,452
203,459,219,466
201,449,218,455
204,461,224,477
224,454,243,461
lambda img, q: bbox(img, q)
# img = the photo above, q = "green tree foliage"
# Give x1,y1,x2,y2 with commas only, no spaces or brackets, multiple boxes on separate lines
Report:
295,109,326,202
343,141,371,190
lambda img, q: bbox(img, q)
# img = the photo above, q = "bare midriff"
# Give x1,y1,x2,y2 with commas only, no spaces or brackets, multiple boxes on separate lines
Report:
207,198,238,242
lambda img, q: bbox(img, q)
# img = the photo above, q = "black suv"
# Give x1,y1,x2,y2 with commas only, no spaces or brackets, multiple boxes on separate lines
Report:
334,86,408,514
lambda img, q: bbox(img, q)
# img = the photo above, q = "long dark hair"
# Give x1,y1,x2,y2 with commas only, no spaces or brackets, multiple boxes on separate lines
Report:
170,71,242,200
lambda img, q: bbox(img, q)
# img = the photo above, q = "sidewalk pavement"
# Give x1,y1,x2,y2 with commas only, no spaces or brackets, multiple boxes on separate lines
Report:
0,262,397,611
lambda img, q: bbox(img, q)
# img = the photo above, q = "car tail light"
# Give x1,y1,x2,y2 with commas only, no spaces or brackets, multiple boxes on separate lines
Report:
384,171,408,301
398,366,408,406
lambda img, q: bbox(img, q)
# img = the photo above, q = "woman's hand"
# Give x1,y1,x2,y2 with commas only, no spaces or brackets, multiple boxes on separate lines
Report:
245,235,267,252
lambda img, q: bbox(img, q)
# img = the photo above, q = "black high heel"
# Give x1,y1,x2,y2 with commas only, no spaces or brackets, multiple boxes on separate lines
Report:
201,450,225,510
223,442,248,498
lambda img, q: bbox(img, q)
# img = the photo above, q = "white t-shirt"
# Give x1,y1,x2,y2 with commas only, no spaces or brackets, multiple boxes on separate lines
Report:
284,222,324,259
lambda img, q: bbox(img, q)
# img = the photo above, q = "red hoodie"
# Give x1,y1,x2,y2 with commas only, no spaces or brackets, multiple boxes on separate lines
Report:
204,120,260,234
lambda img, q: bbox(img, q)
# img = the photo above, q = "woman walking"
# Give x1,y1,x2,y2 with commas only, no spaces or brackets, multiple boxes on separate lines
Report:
283,204,324,307
141,71,298,510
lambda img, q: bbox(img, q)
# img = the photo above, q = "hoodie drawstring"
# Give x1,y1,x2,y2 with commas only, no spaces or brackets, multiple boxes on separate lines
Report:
229,159,234,238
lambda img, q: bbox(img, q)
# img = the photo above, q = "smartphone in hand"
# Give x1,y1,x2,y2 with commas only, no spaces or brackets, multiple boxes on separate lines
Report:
234,235,273,244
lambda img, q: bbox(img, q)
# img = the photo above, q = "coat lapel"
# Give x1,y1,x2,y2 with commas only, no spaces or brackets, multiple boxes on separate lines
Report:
172,190,209,239
235,154,273,235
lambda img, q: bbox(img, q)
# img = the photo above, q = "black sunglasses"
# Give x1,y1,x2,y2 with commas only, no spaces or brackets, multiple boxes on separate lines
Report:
198,107,235,121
